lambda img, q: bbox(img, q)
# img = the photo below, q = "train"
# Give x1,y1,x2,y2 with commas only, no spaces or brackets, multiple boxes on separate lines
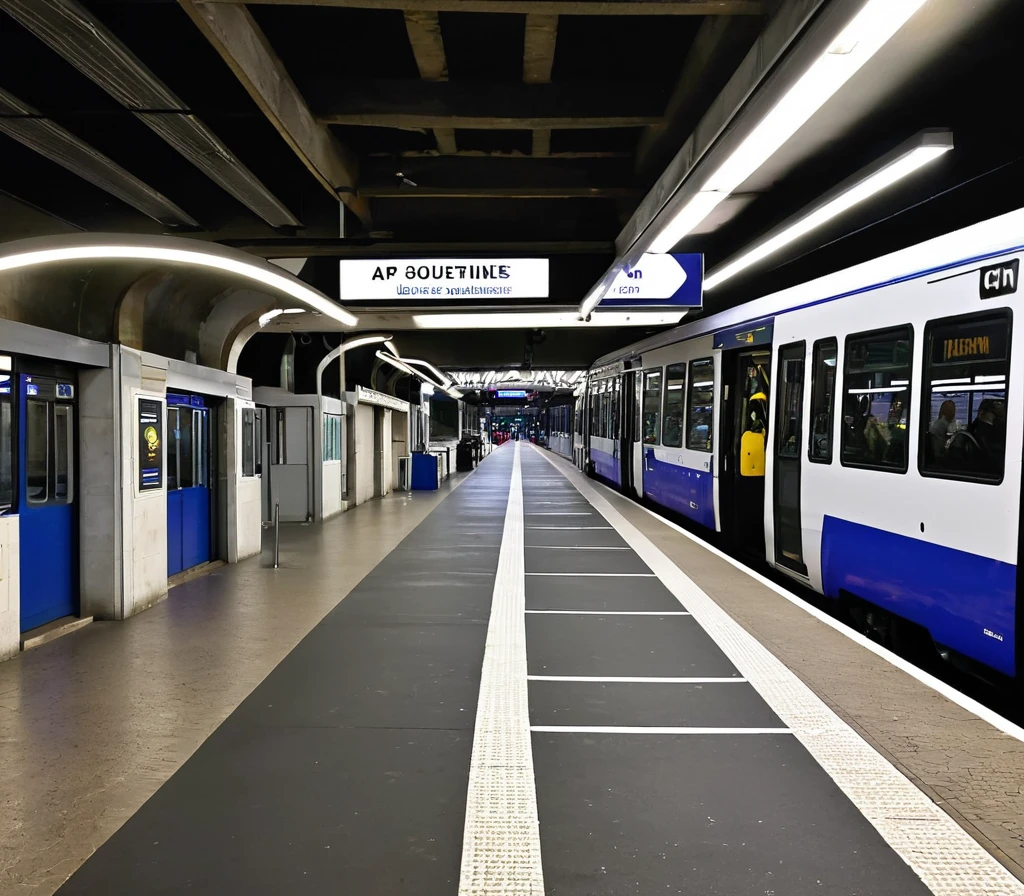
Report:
572,207,1022,685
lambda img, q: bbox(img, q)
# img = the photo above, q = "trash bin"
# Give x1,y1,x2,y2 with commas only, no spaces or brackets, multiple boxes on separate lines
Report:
456,439,475,472
411,452,439,490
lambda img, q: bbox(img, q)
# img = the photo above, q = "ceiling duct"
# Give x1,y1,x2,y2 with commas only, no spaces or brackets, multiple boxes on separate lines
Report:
0,88,199,227
0,0,302,229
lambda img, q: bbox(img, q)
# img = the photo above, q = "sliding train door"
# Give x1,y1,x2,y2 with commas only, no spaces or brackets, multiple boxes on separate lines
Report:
18,371,78,630
773,342,807,574
719,347,772,559
620,370,637,492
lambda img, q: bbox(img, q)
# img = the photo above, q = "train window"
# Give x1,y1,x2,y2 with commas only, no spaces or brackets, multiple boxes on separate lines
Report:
686,359,715,452
54,405,73,503
919,310,1010,483
0,379,12,511
242,408,256,477
662,363,686,448
841,326,913,472
808,339,838,463
323,414,343,462
178,409,194,489
642,368,662,444
194,410,208,488
254,409,264,476
777,346,805,459
26,399,48,503
612,379,621,440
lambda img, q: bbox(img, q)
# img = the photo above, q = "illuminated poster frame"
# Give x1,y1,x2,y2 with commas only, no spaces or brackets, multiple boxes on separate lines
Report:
138,397,163,491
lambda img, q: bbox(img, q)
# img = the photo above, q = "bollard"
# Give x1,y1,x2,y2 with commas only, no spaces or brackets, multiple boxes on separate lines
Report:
273,501,281,569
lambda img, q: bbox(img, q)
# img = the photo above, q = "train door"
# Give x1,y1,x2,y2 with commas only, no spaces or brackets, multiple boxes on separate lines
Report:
620,370,637,491
166,394,213,577
719,348,771,558
18,371,78,630
773,342,807,574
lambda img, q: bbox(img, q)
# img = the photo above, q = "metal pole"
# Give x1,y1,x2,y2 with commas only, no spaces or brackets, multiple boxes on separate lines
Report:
273,501,281,569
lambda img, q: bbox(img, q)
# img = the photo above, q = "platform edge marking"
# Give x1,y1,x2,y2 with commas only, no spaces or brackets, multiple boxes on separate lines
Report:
458,442,545,895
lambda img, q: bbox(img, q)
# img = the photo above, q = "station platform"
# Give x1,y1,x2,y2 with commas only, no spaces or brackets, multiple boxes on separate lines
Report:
2,442,1023,895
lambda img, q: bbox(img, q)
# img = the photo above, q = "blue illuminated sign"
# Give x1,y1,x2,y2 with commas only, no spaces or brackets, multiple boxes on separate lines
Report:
57,383,74,399
496,390,528,399
26,383,38,396
602,253,703,308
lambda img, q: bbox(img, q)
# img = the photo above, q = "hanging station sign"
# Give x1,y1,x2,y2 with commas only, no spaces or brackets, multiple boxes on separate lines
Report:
138,397,163,491
602,253,703,307
340,258,549,301
449,369,586,389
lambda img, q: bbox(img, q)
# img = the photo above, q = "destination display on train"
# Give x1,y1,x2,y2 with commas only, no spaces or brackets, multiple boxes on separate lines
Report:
932,318,1007,364
340,258,549,300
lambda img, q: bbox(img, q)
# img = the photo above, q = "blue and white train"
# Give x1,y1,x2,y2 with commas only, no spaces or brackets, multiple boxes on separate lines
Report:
576,208,1023,683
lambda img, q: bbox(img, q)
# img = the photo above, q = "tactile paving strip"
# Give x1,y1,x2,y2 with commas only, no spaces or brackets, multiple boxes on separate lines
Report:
532,444,1024,896
458,444,545,895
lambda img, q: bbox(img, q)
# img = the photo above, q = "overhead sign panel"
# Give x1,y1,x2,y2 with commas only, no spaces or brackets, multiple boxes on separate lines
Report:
340,258,549,301
602,253,703,307
451,369,585,388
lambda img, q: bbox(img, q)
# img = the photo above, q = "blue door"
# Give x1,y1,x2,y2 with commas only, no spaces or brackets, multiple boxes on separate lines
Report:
19,375,77,631
167,398,212,576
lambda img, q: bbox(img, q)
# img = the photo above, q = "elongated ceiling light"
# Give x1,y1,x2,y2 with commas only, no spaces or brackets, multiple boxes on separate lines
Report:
412,310,685,329
376,350,462,399
704,130,953,290
579,0,932,317
402,358,454,388
259,308,306,327
0,244,359,326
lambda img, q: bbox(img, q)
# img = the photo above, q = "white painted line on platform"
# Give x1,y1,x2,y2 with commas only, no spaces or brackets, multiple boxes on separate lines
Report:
528,676,741,683
525,512,593,516
525,545,631,550
531,444,1024,896
458,442,544,896
526,572,656,578
526,526,612,530
531,726,791,735
526,610,690,616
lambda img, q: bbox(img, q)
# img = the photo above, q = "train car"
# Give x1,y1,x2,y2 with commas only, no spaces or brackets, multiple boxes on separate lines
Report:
580,207,1023,683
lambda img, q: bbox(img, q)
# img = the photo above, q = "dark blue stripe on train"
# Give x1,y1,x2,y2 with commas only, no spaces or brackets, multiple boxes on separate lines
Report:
643,450,716,530
590,445,620,486
820,516,1017,677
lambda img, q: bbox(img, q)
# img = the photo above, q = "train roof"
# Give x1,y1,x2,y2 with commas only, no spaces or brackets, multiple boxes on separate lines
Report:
590,205,1024,371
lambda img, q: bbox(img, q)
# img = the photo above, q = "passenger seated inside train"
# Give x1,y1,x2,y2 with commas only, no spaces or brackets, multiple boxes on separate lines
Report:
929,398,1006,477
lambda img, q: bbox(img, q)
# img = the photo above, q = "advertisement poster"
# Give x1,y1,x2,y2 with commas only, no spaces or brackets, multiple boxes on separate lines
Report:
138,398,163,491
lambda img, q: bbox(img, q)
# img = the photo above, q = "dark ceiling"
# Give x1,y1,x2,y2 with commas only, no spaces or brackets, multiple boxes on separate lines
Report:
1,0,1023,373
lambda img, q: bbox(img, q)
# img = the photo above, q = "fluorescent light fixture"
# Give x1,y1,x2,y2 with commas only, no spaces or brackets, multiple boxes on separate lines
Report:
375,350,451,394
704,130,952,290
384,340,399,356
647,0,930,257
341,334,391,353
0,244,359,327
412,311,685,329
402,358,454,388
579,0,931,318
259,307,307,327
376,350,418,378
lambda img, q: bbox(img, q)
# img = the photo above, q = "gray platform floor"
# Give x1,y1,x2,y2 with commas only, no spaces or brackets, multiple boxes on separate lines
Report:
40,443,954,895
